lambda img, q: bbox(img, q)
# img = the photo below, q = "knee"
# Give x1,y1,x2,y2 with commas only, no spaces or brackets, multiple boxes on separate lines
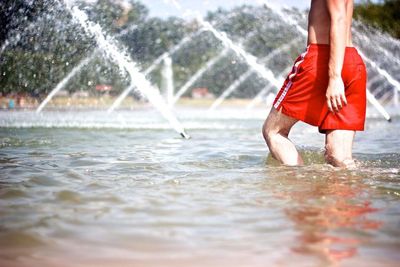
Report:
262,120,273,145
324,145,354,168
262,120,287,146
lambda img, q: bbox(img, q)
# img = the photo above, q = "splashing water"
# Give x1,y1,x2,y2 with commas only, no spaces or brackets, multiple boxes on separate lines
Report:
62,1,189,138
258,0,396,121
172,48,230,105
36,24,139,113
246,66,292,110
161,54,174,106
36,52,98,113
108,29,205,112
198,17,282,89
209,38,302,111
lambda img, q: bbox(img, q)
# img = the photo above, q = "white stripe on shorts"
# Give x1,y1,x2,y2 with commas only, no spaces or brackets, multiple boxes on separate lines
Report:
274,46,310,109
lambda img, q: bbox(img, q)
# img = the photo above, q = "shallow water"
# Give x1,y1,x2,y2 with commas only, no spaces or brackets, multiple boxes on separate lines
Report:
0,108,399,267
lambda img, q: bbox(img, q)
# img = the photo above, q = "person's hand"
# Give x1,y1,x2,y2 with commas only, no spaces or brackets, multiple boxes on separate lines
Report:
326,77,347,113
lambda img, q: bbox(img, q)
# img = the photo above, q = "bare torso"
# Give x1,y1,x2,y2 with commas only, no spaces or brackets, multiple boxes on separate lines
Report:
308,0,354,46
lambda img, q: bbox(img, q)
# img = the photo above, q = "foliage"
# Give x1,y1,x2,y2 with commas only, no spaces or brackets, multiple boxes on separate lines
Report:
354,0,400,38
0,1,305,98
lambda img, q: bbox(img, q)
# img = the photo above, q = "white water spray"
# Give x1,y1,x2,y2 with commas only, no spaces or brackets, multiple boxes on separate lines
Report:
161,54,174,106
108,29,205,112
37,23,139,113
63,2,189,138
198,17,282,89
247,66,292,110
172,48,230,105
209,38,301,110
36,53,96,113
259,0,394,121
246,84,274,110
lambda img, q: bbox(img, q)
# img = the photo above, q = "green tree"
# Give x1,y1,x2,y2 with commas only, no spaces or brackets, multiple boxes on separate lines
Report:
354,0,400,38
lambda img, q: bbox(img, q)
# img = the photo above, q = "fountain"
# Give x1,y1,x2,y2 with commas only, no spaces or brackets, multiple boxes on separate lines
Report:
36,53,97,113
161,54,174,106
258,1,398,121
246,66,292,110
61,1,189,138
107,29,205,112
1,0,399,126
208,37,302,111
159,0,393,121
246,84,274,110
172,48,230,105
36,24,139,113
198,17,282,89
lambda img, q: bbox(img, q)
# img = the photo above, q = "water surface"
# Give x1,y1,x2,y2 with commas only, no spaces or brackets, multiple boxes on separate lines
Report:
0,109,399,267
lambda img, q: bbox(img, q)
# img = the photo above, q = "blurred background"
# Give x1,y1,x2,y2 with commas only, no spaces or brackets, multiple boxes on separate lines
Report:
0,0,398,111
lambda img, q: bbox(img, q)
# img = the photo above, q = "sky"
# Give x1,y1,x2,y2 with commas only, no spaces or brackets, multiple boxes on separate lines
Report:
142,0,372,19
144,0,309,19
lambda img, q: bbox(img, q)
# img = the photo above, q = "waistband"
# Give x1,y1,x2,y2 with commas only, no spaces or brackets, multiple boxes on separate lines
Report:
306,43,358,53
304,44,362,65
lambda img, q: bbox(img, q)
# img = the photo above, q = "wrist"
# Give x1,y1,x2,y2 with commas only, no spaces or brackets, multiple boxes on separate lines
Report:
329,72,341,79
329,67,342,79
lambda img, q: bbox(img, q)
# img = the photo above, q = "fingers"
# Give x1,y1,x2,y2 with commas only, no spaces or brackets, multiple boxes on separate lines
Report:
327,98,333,113
327,94,347,113
341,93,348,106
331,97,339,112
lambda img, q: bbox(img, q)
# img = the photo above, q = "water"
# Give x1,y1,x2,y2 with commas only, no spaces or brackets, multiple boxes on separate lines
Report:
172,48,230,105
208,39,299,111
62,2,188,138
108,29,206,113
257,2,400,116
36,53,97,113
37,24,139,113
198,18,282,89
0,108,400,266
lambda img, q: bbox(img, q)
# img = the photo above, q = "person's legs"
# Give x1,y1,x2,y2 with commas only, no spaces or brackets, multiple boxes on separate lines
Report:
324,130,356,168
262,108,303,165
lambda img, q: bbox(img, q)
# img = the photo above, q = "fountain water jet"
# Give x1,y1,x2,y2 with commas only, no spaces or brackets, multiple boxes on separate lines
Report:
171,48,230,105
36,24,139,113
36,53,97,113
367,91,391,121
354,31,400,68
208,38,301,111
358,50,400,93
246,84,274,110
259,0,395,121
161,54,174,106
246,66,292,110
172,22,299,106
62,1,189,138
198,17,282,89
108,29,205,112
209,69,258,111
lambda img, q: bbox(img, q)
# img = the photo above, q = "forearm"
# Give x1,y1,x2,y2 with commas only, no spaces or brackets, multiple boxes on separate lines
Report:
327,0,347,79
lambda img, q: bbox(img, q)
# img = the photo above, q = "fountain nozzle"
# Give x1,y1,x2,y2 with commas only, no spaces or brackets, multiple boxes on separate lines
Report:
180,131,191,139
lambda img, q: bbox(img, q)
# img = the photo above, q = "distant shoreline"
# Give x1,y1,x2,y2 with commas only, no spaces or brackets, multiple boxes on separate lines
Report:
0,96,267,110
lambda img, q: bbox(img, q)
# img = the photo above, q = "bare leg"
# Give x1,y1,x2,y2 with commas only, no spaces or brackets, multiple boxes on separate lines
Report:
262,108,303,165
324,130,356,168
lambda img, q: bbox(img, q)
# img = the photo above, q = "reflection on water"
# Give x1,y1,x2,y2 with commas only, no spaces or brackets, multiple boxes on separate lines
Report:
269,167,383,265
0,110,399,266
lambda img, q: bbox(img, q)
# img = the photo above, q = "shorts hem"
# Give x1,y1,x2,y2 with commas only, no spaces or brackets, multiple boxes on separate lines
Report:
274,105,365,133
273,105,319,127
318,125,365,133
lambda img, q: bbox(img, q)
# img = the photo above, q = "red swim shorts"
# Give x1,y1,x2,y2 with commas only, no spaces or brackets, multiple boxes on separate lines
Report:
273,43,367,133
